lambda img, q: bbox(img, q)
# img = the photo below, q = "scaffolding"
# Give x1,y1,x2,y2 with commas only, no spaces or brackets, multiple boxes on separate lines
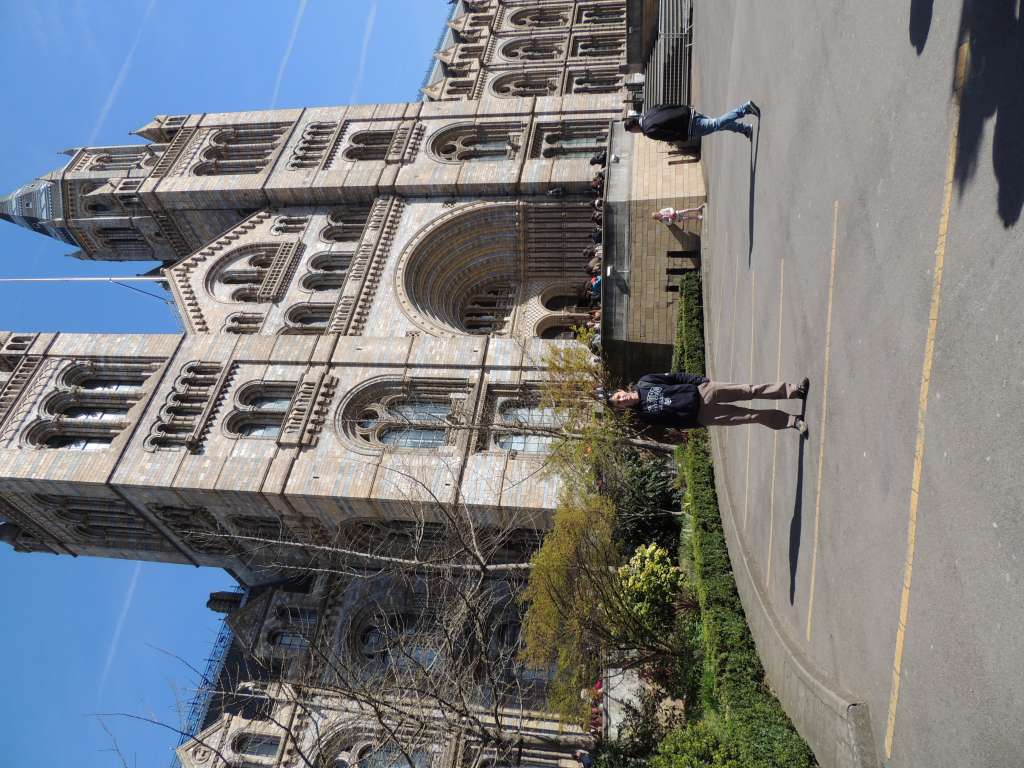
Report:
168,586,247,768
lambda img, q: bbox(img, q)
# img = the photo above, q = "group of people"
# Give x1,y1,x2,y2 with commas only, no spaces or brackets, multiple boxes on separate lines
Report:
609,100,812,437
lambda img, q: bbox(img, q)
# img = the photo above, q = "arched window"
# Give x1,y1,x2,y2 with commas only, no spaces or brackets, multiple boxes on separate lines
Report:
302,252,349,292
270,630,309,652
538,323,578,340
225,313,264,334
567,68,623,94
343,131,395,162
234,733,281,758
430,123,523,162
580,3,627,25
40,494,170,551
339,378,469,452
509,7,569,27
492,404,562,453
148,504,238,556
194,124,290,176
207,244,279,303
573,35,625,58
491,71,559,98
321,207,370,243
284,304,333,334
531,120,610,159
226,382,296,440
501,38,564,61
288,121,338,169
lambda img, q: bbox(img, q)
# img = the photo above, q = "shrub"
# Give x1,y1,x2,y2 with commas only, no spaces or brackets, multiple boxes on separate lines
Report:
649,718,743,768
607,449,682,554
617,544,683,635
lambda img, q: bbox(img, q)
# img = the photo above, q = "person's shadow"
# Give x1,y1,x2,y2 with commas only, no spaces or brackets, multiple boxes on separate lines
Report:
909,0,934,54
748,123,760,266
953,0,1024,227
788,398,809,605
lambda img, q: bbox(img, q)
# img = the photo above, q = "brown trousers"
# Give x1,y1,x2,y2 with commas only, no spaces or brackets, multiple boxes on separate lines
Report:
696,381,799,430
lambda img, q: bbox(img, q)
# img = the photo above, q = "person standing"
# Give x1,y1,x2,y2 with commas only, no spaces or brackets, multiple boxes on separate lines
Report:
624,101,760,141
652,204,704,225
608,371,809,434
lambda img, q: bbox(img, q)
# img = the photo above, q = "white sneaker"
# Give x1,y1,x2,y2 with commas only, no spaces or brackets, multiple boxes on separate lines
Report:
793,418,808,436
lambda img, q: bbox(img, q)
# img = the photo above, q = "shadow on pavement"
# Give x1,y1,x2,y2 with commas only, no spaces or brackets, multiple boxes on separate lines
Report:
954,0,1024,227
748,125,759,267
788,399,809,605
909,0,934,54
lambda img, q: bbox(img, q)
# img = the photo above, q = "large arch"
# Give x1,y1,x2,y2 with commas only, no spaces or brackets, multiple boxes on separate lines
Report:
394,202,521,337
394,201,594,338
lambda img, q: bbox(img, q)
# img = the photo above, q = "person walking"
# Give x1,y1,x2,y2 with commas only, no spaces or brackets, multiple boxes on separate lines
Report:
624,101,760,141
608,371,809,434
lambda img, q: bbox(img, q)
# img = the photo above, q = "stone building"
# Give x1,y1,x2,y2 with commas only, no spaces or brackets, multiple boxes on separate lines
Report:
0,2,701,766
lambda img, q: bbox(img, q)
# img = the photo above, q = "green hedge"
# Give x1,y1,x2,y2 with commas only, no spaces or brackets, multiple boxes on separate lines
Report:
660,271,814,767
671,272,706,377
681,431,814,767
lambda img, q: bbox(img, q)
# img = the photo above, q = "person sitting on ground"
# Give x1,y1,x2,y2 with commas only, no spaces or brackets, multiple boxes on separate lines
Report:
592,198,603,211
608,372,810,434
652,204,704,225
587,255,602,274
624,100,761,142
591,211,603,224
573,750,595,768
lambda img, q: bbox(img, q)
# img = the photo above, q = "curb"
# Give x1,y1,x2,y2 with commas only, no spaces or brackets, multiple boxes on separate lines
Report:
707,430,880,768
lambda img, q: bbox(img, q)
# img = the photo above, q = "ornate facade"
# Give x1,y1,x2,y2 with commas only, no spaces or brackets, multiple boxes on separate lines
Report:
0,2,639,767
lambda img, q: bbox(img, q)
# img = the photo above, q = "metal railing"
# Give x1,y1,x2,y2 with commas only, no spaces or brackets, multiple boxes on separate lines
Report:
642,0,693,111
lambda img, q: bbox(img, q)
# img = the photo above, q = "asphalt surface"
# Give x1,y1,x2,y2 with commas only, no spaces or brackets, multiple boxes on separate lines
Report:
691,1,1024,766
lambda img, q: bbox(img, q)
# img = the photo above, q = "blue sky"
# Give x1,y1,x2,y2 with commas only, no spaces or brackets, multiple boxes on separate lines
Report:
0,1,451,765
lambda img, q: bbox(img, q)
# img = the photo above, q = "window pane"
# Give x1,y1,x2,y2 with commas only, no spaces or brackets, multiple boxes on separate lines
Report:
79,379,137,392
380,428,444,449
237,733,281,757
239,422,281,438
64,407,129,422
46,436,113,451
495,433,555,453
248,396,292,411
272,632,308,651
391,402,450,423
503,406,563,428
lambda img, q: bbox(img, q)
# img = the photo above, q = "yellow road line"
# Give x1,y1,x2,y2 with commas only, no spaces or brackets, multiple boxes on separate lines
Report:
805,200,839,643
766,259,785,587
744,272,756,530
884,40,970,760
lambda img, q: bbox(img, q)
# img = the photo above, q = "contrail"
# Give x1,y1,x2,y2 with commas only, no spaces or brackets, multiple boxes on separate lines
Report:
349,0,379,104
96,562,142,701
271,0,309,108
88,0,158,145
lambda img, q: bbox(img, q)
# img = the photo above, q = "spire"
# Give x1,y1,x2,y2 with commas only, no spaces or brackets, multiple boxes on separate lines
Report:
130,115,169,142
0,173,78,246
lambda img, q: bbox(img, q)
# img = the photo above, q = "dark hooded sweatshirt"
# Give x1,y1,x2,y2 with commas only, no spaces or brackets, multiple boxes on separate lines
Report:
632,372,709,429
638,104,694,142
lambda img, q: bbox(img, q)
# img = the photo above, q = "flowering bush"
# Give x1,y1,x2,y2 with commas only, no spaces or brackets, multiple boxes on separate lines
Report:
617,543,684,633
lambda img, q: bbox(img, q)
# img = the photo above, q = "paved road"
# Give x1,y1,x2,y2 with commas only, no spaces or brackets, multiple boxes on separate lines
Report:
691,1,1024,766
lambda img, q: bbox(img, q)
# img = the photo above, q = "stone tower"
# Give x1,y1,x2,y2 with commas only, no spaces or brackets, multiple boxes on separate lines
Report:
0,2,635,766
